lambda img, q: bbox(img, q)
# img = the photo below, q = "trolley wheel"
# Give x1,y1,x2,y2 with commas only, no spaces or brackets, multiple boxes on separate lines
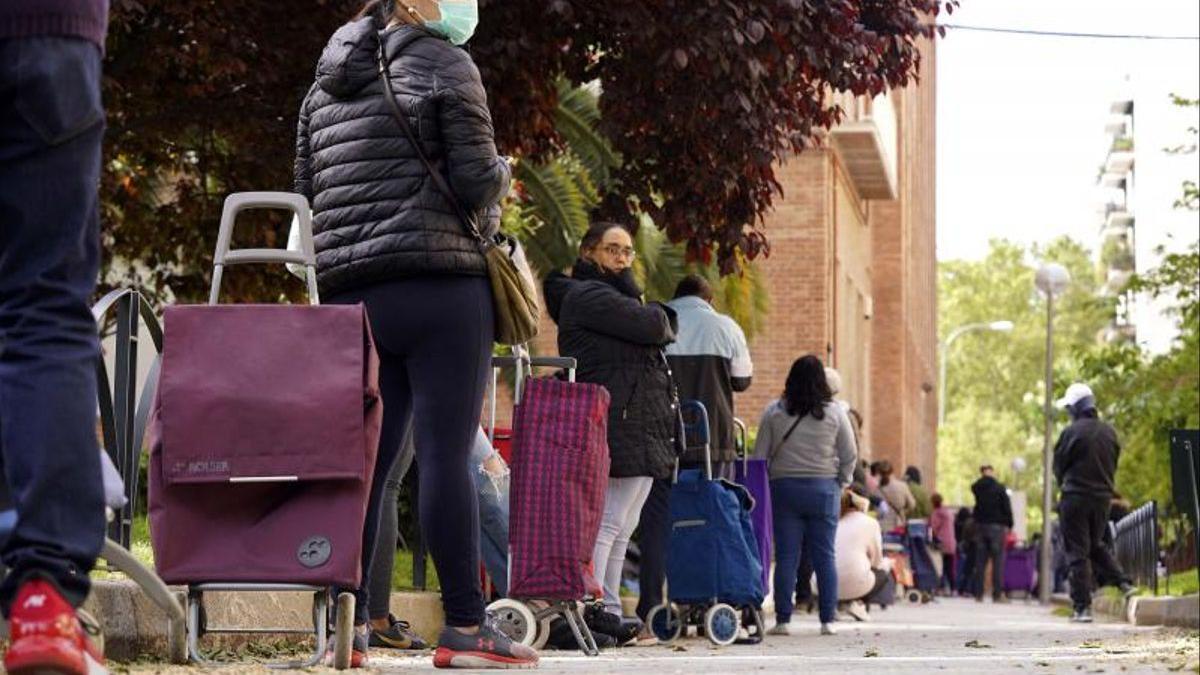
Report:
167,590,189,664
332,592,355,670
704,604,740,647
531,616,553,651
647,603,683,643
921,592,933,604
486,599,538,647
906,590,923,604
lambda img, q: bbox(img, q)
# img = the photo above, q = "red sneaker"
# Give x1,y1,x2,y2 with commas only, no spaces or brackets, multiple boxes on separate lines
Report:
3,578,107,675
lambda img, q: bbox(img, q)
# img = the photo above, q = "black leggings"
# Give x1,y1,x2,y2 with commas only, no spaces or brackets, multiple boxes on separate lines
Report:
330,276,493,627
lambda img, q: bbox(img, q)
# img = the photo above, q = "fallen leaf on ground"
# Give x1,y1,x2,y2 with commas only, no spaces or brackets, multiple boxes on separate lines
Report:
671,645,688,652
965,639,993,649
1081,641,1103,649
864,648,880,658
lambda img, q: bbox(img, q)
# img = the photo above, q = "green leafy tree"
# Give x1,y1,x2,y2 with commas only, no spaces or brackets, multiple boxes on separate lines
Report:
937,238,1114,529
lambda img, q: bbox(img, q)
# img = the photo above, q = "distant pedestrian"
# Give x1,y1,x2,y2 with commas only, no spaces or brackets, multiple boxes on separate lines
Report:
970,464,1013,603
904,466,933,519
755,355,858,637
877,461,915,532
928,493,958,594
1052,383,1134,623
955,507,978,597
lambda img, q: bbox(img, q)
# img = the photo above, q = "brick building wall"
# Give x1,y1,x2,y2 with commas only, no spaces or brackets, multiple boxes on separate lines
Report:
737,36,938,479
869,36,939,482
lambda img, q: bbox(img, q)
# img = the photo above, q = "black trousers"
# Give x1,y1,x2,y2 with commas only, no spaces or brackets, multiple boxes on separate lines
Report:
973,524,1008,600
330,276,493,627
1060,494,1130,610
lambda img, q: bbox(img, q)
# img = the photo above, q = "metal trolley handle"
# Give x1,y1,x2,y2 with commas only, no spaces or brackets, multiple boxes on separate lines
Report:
209,192,320,305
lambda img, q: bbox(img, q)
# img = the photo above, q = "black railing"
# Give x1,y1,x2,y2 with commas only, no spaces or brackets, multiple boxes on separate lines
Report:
92,289,162,549
1113,500,1159,595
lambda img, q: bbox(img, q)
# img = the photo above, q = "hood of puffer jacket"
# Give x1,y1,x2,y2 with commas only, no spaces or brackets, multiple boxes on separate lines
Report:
316,19,432,99
543,271,575,323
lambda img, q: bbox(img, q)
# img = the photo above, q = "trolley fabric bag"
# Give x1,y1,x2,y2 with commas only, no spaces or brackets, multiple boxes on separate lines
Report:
147,303,382,588
507,377,610,600
733,458,773,595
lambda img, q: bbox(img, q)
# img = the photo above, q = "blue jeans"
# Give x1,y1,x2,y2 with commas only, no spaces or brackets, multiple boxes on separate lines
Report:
770,478,840,624
467,428,510,597
0,37,106,615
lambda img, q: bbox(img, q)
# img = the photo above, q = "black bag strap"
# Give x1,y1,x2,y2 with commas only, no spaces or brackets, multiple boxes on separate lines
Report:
376,39,485,244
768,414,804,463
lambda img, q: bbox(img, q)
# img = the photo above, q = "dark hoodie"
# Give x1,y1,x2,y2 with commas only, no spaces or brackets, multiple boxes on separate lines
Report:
971,475,1013,528
545,260,679,479
294,18,509,296
1053,406,1120,499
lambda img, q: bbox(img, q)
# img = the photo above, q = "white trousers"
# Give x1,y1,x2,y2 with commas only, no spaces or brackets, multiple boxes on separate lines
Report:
591,476,654,616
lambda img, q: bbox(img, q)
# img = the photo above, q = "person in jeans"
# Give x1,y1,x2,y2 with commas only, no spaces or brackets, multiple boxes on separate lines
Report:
928,492,958,595
0,3,111,673
366,425,511,647
544,221,678,645
294,1,534,668
754,355,858,637
636,274,752,641
970,464,1013,603
1052,382,1134,623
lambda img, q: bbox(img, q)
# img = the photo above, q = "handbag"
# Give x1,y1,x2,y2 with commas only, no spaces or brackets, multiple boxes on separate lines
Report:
375,41,540,346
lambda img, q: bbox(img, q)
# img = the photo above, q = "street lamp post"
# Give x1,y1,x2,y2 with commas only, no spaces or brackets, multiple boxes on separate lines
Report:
1035,263,1070,604
938,320,1015,426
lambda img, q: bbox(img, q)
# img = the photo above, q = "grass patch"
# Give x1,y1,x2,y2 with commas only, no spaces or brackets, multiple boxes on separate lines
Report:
1163,569,1199,597
1052,606,1073,617
392,548,440,592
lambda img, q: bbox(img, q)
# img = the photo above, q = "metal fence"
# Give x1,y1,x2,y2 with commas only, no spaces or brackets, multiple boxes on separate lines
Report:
1113,500,1159,595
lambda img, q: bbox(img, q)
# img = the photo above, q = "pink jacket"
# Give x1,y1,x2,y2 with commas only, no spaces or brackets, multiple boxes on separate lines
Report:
929,506,957,555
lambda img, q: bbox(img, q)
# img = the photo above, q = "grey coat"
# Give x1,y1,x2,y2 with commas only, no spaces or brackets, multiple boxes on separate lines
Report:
294,18,510,296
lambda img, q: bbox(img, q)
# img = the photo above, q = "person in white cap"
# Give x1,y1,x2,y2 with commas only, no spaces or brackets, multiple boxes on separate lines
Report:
1052,382,1135,623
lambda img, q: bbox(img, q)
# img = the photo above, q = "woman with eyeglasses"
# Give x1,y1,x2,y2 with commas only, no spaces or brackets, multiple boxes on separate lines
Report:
544,222,679,645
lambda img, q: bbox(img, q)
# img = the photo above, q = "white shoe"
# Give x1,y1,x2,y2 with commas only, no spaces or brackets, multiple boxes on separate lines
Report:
767,623,791,636
846,601,870,623
820,623,837,636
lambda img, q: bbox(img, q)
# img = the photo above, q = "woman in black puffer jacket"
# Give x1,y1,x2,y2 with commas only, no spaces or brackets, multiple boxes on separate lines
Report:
544,221,678,639
294,1,535,669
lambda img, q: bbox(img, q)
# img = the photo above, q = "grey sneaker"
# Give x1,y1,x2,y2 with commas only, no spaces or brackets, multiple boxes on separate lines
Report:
434,616,539,669
767,622,791,636
820,623,837,636
1070,608,1094,623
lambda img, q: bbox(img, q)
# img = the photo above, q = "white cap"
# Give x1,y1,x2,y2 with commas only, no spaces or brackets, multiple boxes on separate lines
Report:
825,367,842,396
1056,382,1094,409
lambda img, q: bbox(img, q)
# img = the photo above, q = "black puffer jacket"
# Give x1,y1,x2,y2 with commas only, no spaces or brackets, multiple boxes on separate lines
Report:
544,261,679,479
294,18,510,296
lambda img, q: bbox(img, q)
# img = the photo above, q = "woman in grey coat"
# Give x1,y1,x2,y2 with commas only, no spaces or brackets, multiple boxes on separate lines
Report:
754,355,857,637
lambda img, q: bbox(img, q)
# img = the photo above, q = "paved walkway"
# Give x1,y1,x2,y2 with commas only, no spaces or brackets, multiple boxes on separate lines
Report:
367,598,1197,674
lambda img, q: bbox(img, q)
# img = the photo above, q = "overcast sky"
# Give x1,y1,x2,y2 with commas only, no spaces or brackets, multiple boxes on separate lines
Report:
936,0,1200,263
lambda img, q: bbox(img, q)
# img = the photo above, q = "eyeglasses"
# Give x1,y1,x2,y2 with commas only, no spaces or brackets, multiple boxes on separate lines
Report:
601,244,637,260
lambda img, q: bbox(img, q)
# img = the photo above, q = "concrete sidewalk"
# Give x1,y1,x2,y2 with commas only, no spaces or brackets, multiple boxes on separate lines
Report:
362,597,1197,674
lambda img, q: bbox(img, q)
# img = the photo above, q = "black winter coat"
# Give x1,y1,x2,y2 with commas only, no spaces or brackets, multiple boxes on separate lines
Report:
1053,415,1120,498
294,18,510,296
972,476,1014,528
544,261,679,479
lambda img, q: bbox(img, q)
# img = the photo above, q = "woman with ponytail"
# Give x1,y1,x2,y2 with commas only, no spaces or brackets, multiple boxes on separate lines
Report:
295,0,534,668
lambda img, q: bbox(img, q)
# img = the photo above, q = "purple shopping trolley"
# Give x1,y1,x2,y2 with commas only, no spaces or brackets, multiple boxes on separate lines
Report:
146,193,382,669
